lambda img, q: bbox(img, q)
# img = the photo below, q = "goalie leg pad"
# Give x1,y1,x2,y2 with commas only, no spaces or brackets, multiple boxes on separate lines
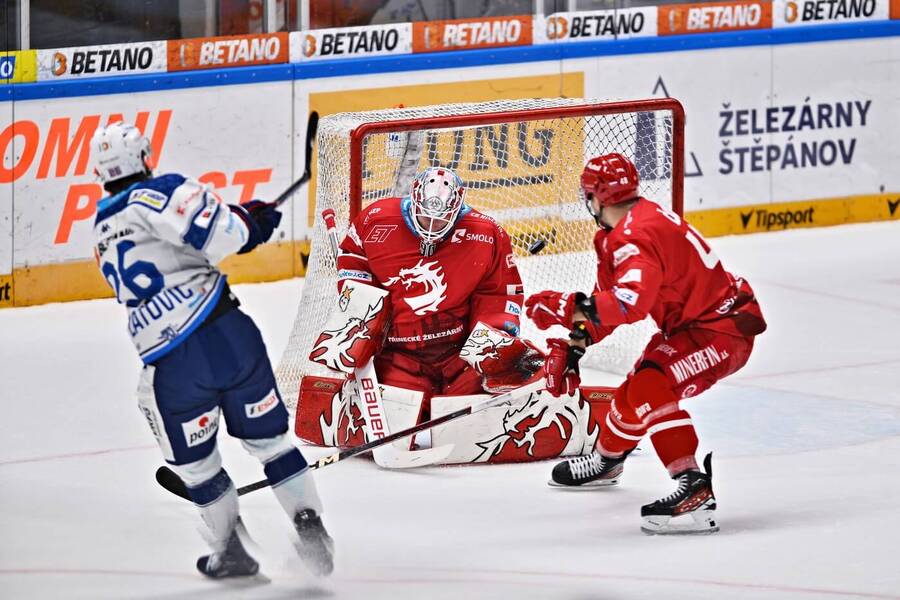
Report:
430,388,609,465
294,376,349,445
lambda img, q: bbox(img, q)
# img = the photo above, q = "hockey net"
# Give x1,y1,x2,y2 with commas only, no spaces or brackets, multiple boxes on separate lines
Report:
276,98,684,409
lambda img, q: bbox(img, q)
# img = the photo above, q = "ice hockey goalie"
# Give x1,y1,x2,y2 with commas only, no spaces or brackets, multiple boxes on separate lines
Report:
297,167,610,464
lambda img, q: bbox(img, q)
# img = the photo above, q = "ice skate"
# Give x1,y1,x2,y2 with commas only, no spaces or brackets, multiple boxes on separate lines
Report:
549,451,626,488
196,520,260,579
294,509,335,576
641,453,718,535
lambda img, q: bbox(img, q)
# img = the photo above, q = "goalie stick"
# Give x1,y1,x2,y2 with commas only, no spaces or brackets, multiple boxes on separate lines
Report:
273,111,319,207
155,379,547,501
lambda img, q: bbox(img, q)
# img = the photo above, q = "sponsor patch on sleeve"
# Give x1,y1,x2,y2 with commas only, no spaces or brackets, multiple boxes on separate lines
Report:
181,407,220,448
613,286,639,306
612,243,640,267
338,269,373,282
246,389,281,418
617,268,642,284
507,284,524,296
505,300,522,315
129,189,170,212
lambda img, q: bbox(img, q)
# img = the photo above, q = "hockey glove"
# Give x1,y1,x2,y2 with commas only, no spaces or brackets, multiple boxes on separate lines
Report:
544,338,584,397
525,290,577,330
230,200,282,254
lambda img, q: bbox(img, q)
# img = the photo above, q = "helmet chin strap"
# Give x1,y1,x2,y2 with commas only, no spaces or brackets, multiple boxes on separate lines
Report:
597,207,615,231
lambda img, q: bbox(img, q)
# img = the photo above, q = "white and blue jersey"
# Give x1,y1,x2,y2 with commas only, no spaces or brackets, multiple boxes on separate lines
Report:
93,174,250,364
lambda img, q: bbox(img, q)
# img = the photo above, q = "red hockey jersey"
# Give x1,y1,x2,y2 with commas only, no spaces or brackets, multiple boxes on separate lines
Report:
337,197,524,361
590,198,766,340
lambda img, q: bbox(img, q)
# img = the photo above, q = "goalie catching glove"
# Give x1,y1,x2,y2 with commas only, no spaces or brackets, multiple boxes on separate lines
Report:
308,282,391,374
459,322,544,394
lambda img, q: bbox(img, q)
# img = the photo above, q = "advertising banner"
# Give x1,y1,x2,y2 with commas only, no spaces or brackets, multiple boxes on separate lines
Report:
289,24,412,62
658,1,772,35
36,42,167,81
167,33,289,71
412,15,532,53
772,0,889,26
4,81,295,305
0,101,12,307
573,35,898,232
1,50,38,84
534,8,658,43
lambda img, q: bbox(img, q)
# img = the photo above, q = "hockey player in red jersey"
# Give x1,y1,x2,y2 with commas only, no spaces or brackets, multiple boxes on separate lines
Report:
525,153,766,535
335,167,531,416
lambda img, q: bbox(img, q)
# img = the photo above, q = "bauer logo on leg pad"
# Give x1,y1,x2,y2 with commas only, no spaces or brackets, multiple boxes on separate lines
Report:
181,407,220,448
246,389,280,418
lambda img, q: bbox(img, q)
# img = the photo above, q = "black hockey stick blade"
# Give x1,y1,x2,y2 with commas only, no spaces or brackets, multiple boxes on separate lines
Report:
155,465,191,501
155,465,273,501
273,110,319,207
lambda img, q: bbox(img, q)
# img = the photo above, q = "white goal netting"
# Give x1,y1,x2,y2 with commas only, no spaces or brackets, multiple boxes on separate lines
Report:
276,98,683,408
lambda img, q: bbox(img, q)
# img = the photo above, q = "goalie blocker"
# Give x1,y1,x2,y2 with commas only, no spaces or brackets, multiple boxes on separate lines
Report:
299,321,614,465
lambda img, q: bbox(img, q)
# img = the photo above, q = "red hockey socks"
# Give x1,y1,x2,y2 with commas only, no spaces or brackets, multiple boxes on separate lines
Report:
628,367,699,476
598,380,646,457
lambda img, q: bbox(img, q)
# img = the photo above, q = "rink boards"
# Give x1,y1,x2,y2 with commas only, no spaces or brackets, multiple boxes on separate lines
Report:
0,23,898,307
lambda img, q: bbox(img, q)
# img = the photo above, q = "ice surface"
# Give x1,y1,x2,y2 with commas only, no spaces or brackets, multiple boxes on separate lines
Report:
2,222,900,599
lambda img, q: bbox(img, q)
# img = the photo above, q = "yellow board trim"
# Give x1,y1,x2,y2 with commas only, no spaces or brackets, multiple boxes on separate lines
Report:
687,193,900,237
1,194,897,309
3,239,310,308
0,50,38,84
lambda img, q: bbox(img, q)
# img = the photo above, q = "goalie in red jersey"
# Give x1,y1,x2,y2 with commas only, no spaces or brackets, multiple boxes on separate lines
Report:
332,167,539,418
525,153,767,535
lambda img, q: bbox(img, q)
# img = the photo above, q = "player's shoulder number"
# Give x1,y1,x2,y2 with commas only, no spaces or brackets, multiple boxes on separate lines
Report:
654,206,720,270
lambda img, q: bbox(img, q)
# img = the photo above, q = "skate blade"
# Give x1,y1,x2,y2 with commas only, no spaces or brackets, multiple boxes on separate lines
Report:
204,572,271,586
547,477,620,489
641,509,719,535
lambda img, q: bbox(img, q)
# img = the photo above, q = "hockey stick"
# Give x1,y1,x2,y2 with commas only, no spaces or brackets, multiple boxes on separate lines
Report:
155,379,546,501
272,111,319,207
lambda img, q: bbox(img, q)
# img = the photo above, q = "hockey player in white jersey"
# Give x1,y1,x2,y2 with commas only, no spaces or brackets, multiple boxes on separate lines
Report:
90,122,333,578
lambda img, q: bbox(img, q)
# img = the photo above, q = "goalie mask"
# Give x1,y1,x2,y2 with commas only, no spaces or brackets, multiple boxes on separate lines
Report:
90,122,153,184
409,167,466,256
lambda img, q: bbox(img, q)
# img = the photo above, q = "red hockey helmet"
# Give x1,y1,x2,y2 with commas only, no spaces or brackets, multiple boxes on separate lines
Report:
580,153,639,208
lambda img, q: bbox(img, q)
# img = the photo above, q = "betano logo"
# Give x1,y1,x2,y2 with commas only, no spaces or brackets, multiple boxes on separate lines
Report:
546,15,570,39
51,52,67,75
785,1,800,21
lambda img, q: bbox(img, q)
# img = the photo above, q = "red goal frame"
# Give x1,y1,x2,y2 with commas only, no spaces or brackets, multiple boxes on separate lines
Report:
347,98,685,219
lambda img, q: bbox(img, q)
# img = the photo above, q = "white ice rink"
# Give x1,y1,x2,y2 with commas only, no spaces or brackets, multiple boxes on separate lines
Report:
2,221,900,600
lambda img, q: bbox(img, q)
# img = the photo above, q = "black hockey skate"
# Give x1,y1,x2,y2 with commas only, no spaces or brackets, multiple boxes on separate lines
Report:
196,521,260,579
549,451,626,488
294,509,334,576
641,453,718,535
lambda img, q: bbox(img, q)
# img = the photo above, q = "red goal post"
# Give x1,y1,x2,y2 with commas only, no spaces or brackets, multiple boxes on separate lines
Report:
348,98,684,219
